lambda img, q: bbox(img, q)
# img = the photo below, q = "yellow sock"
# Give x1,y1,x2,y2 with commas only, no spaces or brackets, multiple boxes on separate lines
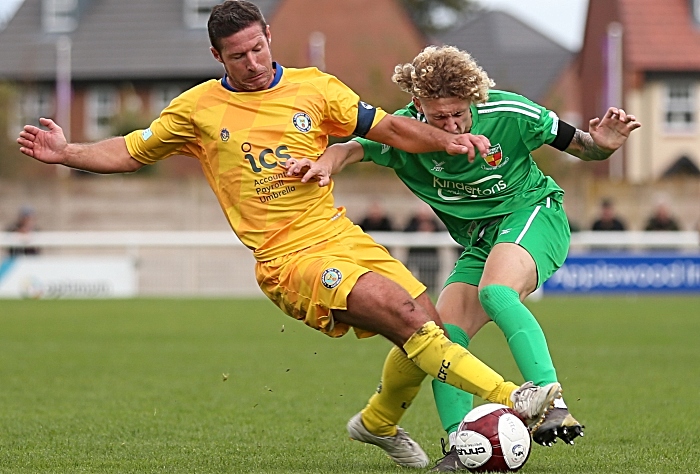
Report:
360,345,427,437
403,322,518,407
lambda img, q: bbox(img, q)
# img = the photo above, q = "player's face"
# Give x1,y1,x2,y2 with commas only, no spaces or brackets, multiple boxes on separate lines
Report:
414,97,472,134
211,24,275,92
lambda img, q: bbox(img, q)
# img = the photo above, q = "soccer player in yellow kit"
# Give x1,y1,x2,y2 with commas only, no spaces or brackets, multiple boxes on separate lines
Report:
16,1,560,468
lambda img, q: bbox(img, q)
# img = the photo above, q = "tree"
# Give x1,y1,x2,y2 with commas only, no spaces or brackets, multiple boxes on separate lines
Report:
399,0,476,34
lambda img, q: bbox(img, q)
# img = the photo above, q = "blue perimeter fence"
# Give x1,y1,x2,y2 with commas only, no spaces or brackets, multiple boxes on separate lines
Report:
544,253,700,294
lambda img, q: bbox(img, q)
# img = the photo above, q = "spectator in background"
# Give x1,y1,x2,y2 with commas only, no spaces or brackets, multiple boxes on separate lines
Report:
567,217,581,233
644,201,681,231
358,201,394,232
403,203,442,295
5,206,40,257
591,198,626,231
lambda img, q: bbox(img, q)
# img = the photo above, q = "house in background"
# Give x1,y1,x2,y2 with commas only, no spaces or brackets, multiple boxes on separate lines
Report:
0,0,247,145
435,9,575,106
0,0,425,152
579,0,700,182
268,0,426,110
0,0,578,158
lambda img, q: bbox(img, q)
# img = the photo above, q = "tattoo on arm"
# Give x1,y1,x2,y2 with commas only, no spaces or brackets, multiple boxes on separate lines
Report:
570,130,611,162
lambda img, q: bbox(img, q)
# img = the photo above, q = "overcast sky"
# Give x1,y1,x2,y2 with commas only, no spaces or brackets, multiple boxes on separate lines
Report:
0,0,589,51
0,0,22,24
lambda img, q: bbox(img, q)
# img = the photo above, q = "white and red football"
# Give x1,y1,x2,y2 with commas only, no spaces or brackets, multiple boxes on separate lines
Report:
454,403,531,472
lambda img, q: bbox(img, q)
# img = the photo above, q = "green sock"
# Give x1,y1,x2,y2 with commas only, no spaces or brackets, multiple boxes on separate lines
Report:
479,284,557,386
431,323,474,436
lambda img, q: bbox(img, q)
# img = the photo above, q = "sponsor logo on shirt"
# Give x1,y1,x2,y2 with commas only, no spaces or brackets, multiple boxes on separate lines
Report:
141,128,153,141
321,268,343,289
292,112,312,133
220,128,230,142
243,142,293,174
434,175,507,200
480,143,510,170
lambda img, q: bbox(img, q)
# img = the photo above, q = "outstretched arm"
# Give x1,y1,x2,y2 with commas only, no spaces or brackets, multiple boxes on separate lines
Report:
565,107,641,161
366,114,490,161
17,117,144,173
285,141,364,187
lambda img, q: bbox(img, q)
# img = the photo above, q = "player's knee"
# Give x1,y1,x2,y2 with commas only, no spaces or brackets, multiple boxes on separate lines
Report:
397,297,431,326
384,297,432,343
478,284,520,318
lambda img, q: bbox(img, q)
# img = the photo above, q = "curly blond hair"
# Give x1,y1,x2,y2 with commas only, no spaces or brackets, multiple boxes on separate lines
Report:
392,45,494,104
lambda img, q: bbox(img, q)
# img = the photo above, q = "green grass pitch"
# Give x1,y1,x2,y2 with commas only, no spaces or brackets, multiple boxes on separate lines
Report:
1,296,699,473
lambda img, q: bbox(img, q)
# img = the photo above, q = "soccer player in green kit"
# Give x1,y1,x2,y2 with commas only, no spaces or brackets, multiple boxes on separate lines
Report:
286,45,641,471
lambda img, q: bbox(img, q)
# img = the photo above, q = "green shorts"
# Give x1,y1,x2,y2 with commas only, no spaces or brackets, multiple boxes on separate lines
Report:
445,195,571,289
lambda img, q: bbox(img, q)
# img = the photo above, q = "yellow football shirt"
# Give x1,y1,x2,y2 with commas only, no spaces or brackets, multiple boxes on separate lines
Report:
124,64,387,261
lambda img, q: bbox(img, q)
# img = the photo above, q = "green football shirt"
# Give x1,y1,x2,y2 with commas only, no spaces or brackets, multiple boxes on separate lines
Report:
356,90,564,246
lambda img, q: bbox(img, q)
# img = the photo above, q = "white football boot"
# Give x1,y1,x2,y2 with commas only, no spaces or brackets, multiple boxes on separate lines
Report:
510,381,562,430
346,412,429,468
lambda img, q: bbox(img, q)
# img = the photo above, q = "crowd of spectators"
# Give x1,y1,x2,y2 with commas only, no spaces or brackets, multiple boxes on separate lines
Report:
355,197,696,293
567,197,686,232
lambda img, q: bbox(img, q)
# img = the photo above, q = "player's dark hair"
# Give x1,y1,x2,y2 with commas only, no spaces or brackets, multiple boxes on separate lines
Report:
208,1,267,53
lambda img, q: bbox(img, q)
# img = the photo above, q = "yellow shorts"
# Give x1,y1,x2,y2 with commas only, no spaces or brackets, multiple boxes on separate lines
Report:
255,224,426,338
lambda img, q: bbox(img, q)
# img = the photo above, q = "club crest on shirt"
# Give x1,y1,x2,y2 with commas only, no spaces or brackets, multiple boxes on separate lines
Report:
220,128,230,142
292,112,312,133
481,143,509,170
321,268,342,289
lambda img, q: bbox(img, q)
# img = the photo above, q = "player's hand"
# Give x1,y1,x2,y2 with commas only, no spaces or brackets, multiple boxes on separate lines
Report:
447,133,491,162
17,118,68,165
589,107,641,152
285,158,332,187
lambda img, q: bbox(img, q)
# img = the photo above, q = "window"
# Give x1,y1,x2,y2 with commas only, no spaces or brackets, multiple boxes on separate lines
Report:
664,81,695,133
184,0,219,29
85,87,119,140
43,0,78,33
150,84,184,116
10,87,54,138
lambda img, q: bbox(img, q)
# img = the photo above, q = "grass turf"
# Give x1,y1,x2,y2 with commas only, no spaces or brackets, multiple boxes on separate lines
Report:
0,296,699,473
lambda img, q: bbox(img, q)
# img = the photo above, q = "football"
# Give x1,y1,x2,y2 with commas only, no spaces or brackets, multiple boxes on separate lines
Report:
454,403,531,472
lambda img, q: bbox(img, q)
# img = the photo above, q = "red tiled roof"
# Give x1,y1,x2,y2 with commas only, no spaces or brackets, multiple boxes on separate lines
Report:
620,0,700,71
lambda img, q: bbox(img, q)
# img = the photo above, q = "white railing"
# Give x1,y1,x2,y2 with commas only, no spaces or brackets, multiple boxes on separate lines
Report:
568,231,699,250
1,231,699,297
3,230,697,249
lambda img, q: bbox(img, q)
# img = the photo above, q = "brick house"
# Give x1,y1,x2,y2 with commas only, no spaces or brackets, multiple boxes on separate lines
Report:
578,0,700,182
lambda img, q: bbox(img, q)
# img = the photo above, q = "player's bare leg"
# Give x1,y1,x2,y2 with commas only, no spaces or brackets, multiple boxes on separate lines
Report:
335,272,519,405
336,272,557,466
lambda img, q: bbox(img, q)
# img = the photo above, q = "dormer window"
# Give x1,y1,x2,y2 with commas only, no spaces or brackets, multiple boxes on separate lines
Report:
184,0,219,29
43,0,78,33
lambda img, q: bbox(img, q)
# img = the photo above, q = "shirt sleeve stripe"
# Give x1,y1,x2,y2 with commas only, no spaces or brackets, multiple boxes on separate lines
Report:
476,100,541,113
476,106,540,119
